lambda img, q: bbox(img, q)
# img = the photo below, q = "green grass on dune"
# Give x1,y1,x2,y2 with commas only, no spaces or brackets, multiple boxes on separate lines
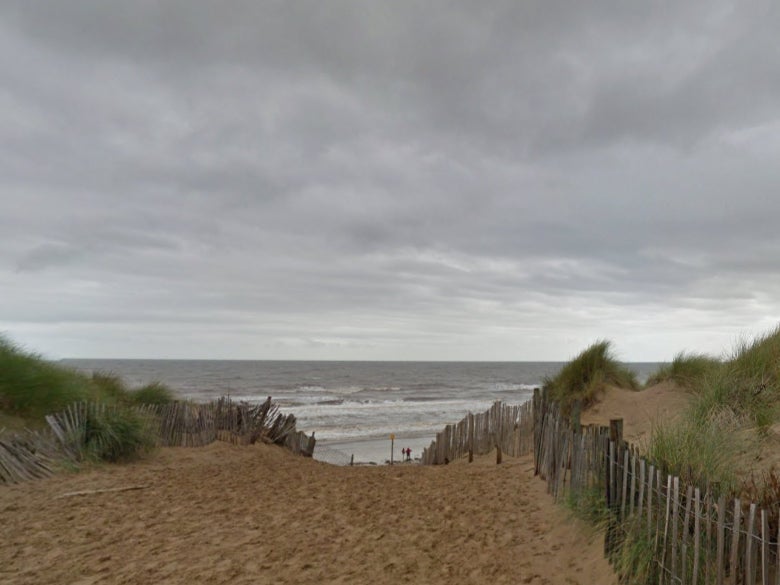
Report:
0,335,175,464
83,406,156,462
645,325,780,495
0,336,97,418
90,372,176,406
690,325,780,430
0,336,176,416
644,351,721,388
612,520,658,585
644,414,743,491
0,336,176,420
90,371,130,402
129,382,176,405
544,340,638,413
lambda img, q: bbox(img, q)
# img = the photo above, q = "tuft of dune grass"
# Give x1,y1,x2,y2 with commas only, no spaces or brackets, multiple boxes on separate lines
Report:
1,334,176,417
0,336,95,418
644,411,746,492
645,351,721,388
544,340,638,413
0,336,165,462
646,325,780,494
83,406,157,462
129,382,175,405
691,325,780,430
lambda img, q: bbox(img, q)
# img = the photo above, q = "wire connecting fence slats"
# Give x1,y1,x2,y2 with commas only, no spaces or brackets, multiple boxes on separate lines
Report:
533,388,780,585
421,386,780,584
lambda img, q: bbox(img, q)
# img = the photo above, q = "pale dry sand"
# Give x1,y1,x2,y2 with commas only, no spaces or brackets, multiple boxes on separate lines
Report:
1,442,617,585
581,381,692,445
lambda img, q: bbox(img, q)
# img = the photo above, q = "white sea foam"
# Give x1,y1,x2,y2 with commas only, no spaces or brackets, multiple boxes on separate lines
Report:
63,359,661,462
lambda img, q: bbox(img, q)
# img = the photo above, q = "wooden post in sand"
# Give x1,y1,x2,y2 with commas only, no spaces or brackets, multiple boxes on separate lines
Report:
609,418,623,445
468,413,474,463
571,399,581,434
390,434,395,466
604,419,623,558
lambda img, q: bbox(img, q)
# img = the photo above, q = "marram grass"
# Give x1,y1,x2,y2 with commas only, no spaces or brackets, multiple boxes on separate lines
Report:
1,334,173,462
0,336,94,418
544,340,638,412
129,382,175,406
565,485,611,531
611,519,658,585
643,324,780,493
1,335,176,421
645,351,721,388
83,406,155,462
691,325,780,430
644,413,744,492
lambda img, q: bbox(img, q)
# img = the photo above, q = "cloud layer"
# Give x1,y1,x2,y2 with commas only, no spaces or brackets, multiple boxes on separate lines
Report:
2,1,780,360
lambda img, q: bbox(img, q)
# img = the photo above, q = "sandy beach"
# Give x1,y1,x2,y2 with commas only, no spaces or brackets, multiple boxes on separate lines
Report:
1,440,616,585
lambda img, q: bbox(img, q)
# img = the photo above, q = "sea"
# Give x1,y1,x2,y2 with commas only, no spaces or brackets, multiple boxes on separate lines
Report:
63,360,660,464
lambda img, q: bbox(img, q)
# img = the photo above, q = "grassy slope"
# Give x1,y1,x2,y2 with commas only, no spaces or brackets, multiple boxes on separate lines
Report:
692,325,780,428
644,351,721,389
0,336,179,463
544,340,638,413
1,336,176,420
646,325,780,492
0,336,98,419
0,337,174,455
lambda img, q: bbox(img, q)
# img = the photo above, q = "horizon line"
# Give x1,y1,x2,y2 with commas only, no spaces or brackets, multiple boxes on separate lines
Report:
59,357,665,364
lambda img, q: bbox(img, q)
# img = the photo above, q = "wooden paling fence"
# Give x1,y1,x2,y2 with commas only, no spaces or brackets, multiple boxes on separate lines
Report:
285,430,318,457
421,387,780,584
420,399,534,465
0,396,315,485
0,428,62,484
534,387,780,585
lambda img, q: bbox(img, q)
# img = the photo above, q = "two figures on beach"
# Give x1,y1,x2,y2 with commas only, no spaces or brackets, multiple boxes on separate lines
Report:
402,447,412,462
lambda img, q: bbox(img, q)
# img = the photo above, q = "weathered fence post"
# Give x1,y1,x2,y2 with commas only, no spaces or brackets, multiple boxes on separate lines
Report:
609,418,623,445
468,412,475,463
692,488,701,585
572,399,581,434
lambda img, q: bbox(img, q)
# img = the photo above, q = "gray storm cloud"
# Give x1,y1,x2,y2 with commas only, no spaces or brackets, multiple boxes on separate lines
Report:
1,1,780,360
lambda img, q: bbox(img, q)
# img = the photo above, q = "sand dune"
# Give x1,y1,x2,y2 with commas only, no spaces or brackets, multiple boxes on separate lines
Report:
1,441,616,585
581,382,691,445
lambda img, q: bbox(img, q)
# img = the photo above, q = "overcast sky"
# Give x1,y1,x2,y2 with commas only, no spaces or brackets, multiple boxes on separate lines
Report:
2,1,780,362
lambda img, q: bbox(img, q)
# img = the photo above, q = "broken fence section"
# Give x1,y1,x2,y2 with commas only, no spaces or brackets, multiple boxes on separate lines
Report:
0,396,314,485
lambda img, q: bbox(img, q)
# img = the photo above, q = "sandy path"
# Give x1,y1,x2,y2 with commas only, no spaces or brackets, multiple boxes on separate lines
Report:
581,382,692,445
1,443,616,585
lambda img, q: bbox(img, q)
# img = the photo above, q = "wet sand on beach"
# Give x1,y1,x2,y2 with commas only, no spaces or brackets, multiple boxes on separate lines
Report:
1,442,616,585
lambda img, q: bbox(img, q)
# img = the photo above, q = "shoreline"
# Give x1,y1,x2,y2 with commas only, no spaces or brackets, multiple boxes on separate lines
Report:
314,434,434,465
